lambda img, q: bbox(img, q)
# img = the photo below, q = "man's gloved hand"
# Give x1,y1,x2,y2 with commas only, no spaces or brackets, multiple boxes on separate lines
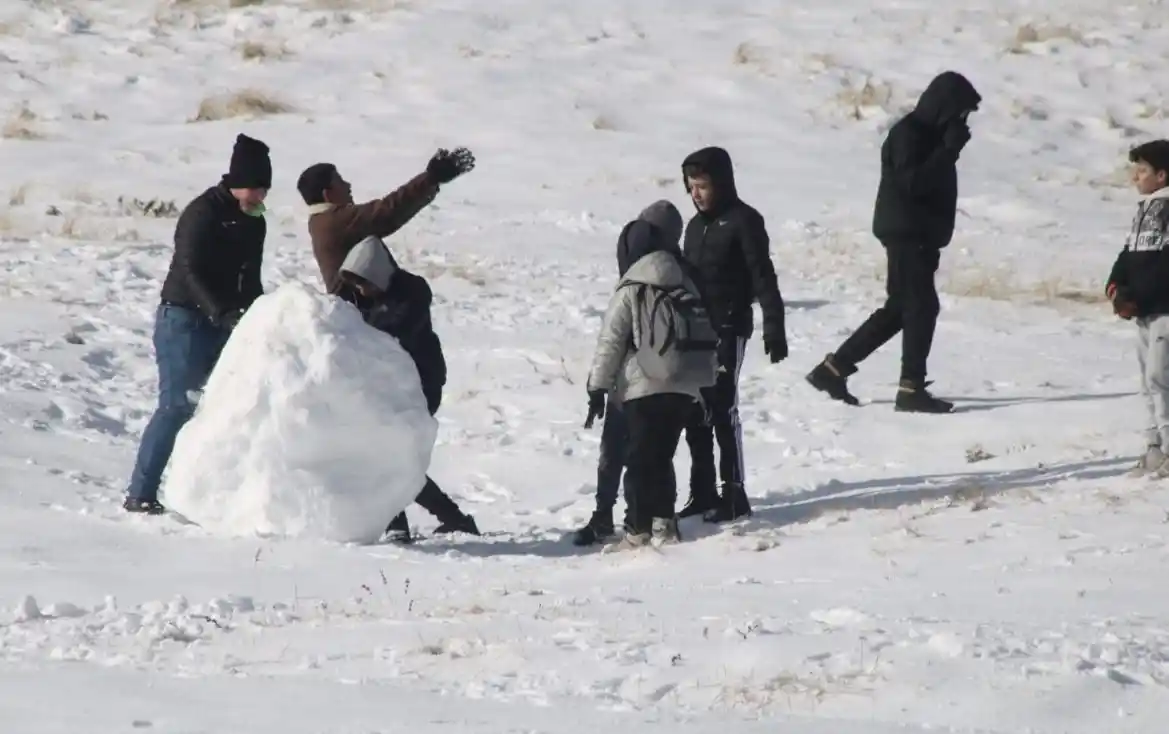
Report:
1107,283,1138,320
584,389,606,429
427,147,476,184
763,333,788,364
218,309,244,331
943,119,971,153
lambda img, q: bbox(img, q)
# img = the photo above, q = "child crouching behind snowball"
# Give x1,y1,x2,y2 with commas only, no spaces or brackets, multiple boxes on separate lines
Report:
336,236,480,542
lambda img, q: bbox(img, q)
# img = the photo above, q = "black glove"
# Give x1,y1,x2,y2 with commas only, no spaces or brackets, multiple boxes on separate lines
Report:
584,389,606,429
943,120,971,153
426,147,476,184
218,309,244,331
763,334,788,363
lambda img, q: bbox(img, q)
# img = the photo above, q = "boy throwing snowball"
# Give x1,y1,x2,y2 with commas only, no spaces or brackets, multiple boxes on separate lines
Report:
1106,140,1169,477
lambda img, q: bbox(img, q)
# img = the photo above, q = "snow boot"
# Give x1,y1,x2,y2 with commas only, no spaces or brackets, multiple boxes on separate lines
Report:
894,379,954,413
806,354,859,406
383,512,414,544
651,516,682,546
677,489,719,519
434,513,481,536
572,510,615,546
703,482,752,524
1129,445,1166,477
123,497,166,515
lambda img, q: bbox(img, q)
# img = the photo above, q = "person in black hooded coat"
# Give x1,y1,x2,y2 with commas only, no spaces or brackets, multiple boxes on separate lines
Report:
679,146,788,524
807,70,981,414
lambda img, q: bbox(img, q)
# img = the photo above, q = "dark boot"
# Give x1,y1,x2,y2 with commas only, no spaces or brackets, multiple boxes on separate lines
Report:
572,509,615,546
894,379,953,413
434,513,481,536
678,489,719,518
703,482,752,523
806,353,859,406
383,511,413,544
123,497,166,515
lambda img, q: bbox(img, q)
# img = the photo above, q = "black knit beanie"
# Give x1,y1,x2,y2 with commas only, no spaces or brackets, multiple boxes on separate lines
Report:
224,134,272,189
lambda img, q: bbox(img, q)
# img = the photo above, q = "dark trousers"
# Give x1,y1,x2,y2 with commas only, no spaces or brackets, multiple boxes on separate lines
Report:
387,387,463,530
624,393,693,533
127,304,229,502
685,335,747,492
594,403,629,514
833,243,941,383
387,476,462,531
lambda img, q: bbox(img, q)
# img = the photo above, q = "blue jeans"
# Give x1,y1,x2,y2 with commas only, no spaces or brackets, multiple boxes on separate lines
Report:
596,404,628,513
126,304,229,502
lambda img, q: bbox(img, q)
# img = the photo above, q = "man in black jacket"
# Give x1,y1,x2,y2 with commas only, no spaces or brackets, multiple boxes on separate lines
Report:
679,146,788,523
124,133,271,514
807,71,981,414
336,235,480,543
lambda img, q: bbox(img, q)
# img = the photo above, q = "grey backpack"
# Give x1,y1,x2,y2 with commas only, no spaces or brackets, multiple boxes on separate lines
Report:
630,282,719,390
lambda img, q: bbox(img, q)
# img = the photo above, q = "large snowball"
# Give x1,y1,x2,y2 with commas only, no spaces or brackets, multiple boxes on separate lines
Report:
162,282,438,544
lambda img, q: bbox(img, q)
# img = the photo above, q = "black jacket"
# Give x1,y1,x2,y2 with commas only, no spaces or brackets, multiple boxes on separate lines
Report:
871,71,982,250
337,270,447,415
159,182,265,325
680,147,785,341
1106,189,1169,317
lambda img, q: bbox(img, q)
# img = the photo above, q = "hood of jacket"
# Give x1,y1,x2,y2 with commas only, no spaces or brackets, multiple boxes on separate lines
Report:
682,146,738,212
616,200,684,276
618,249,688,290
911,71,982,127
339,235,398,292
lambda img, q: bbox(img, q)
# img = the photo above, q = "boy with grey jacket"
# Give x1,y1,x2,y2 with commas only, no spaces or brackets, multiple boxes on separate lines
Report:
1106,140,1169,477
585,200,708,547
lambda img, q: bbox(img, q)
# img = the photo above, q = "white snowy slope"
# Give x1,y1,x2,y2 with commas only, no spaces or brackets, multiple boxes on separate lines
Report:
2,0,1169,732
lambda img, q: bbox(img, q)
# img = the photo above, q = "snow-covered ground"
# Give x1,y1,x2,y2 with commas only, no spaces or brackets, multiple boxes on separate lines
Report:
3,0,1169,731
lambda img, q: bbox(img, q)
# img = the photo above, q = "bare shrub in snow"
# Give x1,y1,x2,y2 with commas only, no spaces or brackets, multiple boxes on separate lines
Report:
2,104,44,140
8,183,31,207
965,445,995,464
835,77,895,120
118,197,181,218
238,41,292,61
307,0,413,10
732,42,765,68
1006,23,1084,54
191,89,295,122
941,269,1108,306
590,114,617,131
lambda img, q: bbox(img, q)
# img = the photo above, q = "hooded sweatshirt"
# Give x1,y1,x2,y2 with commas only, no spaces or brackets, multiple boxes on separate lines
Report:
586,250,707,404
337,238,447,413
679,147,786,343
1106,187,1169,317
871,71,982,249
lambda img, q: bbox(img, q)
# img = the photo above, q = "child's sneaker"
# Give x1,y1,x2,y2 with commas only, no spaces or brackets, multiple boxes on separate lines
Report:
651,516,681,546
603,529,651,553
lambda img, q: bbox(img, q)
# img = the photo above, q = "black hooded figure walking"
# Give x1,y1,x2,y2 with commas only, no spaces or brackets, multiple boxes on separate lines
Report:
807,71,982,413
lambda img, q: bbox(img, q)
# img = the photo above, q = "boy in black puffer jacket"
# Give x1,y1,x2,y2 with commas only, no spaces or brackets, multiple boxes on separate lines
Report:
336,235,480,542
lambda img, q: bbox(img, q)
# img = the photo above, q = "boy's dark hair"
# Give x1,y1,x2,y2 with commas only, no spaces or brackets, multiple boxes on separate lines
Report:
1129,140,1169,175
296,162,337,205
682,163,709,180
